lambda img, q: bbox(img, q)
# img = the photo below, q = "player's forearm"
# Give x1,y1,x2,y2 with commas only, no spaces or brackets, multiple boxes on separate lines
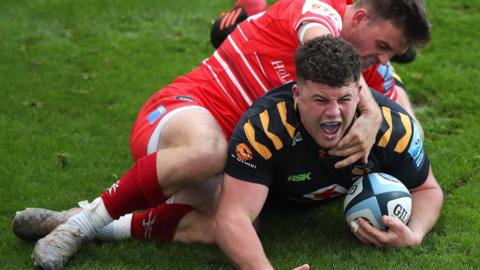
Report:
214,214,273,270
358,76,382,125
408,185,444,245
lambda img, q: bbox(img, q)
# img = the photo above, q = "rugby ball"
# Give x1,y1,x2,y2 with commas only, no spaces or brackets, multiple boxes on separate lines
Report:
343,173,412,231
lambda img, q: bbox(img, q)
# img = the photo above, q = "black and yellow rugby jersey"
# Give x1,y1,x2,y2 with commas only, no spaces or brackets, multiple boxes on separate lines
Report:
225,82,430,203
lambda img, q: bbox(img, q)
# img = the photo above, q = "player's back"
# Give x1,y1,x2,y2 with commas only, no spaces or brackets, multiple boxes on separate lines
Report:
197,0,346,112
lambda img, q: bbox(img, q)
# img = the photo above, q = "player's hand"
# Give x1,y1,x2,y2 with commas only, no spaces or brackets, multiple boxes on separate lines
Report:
351,217,422,248
328,112,378,168
293,264,310,270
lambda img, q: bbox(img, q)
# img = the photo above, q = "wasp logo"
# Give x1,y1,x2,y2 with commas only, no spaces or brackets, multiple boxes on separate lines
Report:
236,143,253,161
351,162,374,176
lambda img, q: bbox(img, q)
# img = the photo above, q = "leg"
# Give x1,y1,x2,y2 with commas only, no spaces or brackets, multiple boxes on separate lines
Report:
33,105,227,269
12,175,222,243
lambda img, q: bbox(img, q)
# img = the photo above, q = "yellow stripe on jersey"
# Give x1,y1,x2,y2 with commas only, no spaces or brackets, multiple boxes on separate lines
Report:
378,107,393,147
276,101,296,138
243,121,272,160
259,110,284,150
394,112,412,153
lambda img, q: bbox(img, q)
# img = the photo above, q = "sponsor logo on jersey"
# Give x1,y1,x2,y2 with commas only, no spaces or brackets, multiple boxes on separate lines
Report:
302,0,343,31
351,162,373,176
291,131,303,146
147,105,167,124
407,121,425,168
303,184,348,200
288,172,311,182
231,153,257,169
271,60,293,84
174,95,194,102
236,143,253,161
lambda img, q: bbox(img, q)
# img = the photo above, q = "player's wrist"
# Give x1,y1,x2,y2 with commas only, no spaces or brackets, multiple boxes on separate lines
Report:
407,229,423,247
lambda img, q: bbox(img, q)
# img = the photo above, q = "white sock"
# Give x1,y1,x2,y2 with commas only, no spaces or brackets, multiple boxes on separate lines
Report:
96,214,132,241
68,198,114,240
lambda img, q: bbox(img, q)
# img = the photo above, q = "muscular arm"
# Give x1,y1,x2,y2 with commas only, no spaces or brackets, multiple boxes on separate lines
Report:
401,166,443,244
354,166,443,247
214,174,272,270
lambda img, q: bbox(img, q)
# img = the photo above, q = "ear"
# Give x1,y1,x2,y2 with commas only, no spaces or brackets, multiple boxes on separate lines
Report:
292,84,300,101
351,8,369,29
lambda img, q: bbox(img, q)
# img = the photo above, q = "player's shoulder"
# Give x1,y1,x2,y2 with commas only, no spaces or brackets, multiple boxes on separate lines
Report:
234,82,299,159
373,90,424,160
242,82,296,119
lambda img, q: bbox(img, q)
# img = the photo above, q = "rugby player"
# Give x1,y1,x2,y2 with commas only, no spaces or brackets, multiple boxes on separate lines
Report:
211,0,424,135
13,0,431,269
214,36,443,269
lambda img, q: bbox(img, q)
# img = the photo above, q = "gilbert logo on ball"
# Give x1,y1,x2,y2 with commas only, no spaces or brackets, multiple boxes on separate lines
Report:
343,173,412,231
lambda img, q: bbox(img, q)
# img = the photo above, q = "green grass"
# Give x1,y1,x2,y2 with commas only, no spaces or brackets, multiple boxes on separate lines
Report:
1,0,479,269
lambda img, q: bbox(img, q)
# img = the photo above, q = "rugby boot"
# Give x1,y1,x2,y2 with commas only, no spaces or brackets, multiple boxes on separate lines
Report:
233,0,266,16
32,223,86,270
32,198,113,269
13,208,81,241
210,7,248,48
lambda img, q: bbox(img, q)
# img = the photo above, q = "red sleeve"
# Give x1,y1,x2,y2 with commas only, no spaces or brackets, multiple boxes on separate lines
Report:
272,0,347,37
362,63,398,101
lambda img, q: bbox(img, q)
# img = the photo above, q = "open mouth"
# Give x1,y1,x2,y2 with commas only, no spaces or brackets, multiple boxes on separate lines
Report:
320,122,340,136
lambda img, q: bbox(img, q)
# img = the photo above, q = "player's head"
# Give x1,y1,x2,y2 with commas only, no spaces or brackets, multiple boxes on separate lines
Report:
293,36,361,149
342,0,430,69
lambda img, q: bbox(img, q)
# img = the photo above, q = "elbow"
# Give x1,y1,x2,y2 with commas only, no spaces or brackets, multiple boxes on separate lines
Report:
213,210,236,238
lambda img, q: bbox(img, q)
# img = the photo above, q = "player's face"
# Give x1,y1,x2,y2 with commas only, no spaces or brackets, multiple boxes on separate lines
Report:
293,80,360,149
343,15,408,70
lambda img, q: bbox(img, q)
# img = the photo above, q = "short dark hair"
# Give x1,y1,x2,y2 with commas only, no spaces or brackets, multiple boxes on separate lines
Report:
295,36,361,87
356,0,431,47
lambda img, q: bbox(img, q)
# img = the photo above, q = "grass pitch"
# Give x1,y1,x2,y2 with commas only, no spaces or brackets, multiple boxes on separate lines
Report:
1,0,480,269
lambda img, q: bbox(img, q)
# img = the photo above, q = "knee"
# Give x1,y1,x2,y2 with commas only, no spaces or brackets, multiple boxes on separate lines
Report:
188,136,227,177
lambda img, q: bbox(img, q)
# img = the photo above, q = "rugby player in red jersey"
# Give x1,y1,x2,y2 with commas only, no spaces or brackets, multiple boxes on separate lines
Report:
13,1,431,269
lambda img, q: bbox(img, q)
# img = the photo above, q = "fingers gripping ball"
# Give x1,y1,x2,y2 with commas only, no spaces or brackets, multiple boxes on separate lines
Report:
343,173,412,231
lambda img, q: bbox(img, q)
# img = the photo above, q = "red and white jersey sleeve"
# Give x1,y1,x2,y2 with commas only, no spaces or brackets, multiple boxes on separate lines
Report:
362,63,398,101
198,0,348,112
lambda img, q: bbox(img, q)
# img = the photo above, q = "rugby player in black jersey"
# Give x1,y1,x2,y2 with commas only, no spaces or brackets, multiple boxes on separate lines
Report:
214,36,443,270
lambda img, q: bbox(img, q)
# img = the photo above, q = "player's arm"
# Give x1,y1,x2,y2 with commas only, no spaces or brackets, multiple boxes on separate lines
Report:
214,174,272,269
354,166,443,247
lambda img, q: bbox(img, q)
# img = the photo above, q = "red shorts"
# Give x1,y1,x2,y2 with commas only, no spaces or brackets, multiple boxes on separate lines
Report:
129,80,242,161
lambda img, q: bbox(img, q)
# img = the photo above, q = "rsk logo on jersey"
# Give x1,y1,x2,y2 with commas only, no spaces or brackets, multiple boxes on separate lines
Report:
301,0,343,32
236,143,253,161
288,172,311,182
